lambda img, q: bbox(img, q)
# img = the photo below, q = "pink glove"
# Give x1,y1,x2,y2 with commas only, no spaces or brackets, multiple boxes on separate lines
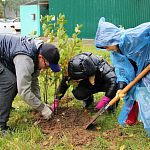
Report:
95,96,111,110
51,99,59,112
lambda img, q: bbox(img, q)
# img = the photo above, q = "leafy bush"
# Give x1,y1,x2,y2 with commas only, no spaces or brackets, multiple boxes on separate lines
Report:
40,14,83,103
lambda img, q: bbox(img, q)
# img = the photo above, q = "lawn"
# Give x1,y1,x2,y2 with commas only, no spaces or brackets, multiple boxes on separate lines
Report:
0,44,150,150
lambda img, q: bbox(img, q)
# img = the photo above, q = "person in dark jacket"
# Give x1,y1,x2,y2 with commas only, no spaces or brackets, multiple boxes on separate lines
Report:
0,34,60,133
51,52,118,112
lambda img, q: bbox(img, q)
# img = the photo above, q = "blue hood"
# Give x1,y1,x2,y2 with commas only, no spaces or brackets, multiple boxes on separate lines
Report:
95,17,123,48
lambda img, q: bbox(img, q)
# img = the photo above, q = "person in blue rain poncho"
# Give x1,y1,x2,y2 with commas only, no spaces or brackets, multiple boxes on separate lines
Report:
95,17,150,137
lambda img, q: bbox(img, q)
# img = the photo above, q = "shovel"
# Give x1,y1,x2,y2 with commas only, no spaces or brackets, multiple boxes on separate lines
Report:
84,64,150,130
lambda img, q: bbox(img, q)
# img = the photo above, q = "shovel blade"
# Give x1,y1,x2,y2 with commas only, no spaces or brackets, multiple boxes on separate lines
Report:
83,107,106,130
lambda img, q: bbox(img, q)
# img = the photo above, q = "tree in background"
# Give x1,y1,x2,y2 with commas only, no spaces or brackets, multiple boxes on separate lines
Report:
0,0,30,18
0,4,3,17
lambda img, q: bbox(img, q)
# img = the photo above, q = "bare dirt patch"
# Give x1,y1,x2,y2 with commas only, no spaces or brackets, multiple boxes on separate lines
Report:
32,107,99,148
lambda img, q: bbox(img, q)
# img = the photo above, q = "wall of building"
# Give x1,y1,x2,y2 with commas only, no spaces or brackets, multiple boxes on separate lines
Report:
49,0,150,39
20,2,49,37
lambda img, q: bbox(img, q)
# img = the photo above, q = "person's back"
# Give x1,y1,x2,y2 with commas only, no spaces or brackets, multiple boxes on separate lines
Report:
0,34,38,73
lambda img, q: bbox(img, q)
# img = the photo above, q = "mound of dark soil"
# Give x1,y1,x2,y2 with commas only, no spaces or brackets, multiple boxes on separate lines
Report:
32,107,98,148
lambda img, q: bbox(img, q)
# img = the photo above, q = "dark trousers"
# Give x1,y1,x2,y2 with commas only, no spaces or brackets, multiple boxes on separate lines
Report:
72,81,116,100
0,63,17,126
72,86,95,101
72,81,118,111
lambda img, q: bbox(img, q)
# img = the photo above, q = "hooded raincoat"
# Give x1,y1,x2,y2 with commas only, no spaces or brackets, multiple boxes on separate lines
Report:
95,17,150,136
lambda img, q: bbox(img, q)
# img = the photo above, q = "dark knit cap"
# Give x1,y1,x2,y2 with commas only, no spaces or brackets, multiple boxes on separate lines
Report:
40,44,60,72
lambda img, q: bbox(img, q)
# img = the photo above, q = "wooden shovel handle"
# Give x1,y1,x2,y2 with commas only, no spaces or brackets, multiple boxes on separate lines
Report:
109,64,150,106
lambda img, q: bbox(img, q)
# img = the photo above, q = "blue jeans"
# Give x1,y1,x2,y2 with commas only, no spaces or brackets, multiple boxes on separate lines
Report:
0,63,17,126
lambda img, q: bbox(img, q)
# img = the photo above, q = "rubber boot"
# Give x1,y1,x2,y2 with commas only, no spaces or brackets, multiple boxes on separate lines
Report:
83,95,94,109
0,123,9,135
126,101,139,125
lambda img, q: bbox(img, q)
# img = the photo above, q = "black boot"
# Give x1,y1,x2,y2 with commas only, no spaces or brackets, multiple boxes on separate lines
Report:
11,106,15,111
83,95,94,108
0,123,9,135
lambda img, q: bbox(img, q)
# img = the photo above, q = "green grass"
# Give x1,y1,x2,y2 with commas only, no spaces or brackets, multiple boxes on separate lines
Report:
2,96,150,150
82,44,111,63
1,45,150,150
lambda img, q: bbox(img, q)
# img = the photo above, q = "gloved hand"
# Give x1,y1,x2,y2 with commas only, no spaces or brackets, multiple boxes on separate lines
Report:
95,96,111,110
41,104,52,120
51,99,59,112
116,90,126,98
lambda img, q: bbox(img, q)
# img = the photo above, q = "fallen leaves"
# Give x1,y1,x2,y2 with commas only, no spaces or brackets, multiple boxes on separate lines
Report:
120,145,125,150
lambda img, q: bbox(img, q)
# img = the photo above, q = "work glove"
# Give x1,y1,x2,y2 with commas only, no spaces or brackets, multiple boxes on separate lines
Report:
95,96,111,110
116,90,126,99
51,99,59,112
41,104,52,120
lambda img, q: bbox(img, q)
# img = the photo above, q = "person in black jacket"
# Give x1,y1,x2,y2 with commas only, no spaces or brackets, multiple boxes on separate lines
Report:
0,34,60,134
51,52,118,112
